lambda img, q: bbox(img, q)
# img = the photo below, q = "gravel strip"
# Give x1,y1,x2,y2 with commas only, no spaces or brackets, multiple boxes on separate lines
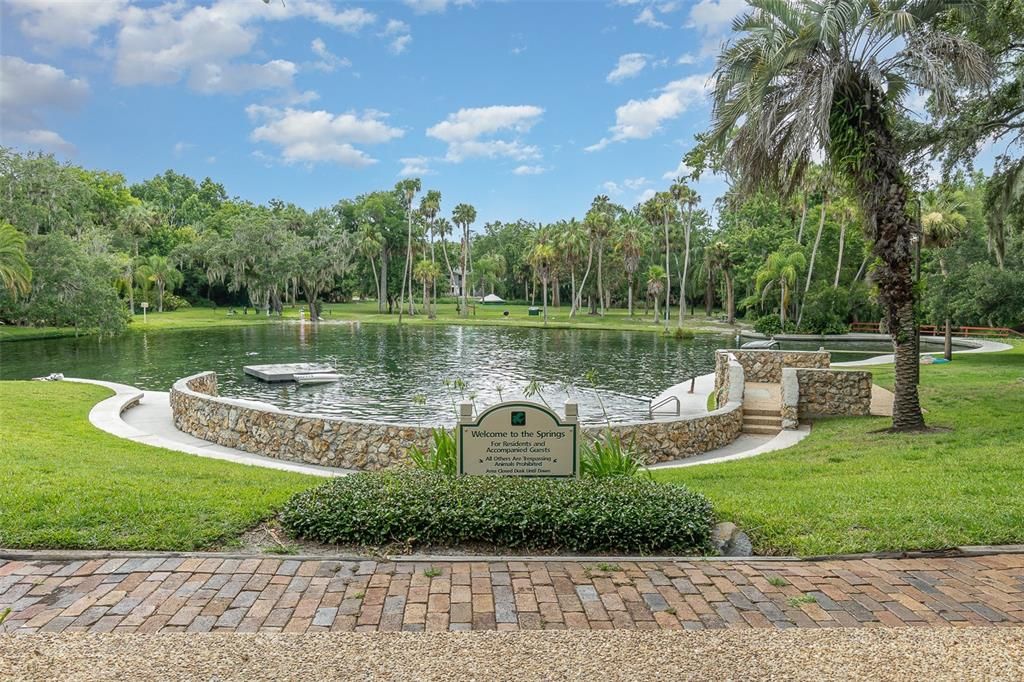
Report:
2,629,1022,681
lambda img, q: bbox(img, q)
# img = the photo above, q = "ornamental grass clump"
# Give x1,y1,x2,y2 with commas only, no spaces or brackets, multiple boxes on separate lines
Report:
580,431,649,479
280,472,714,554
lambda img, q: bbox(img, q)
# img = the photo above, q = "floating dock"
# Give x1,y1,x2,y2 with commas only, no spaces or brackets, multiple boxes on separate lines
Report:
243,363,336,382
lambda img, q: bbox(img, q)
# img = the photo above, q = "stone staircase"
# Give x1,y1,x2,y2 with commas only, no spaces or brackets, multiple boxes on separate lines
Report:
741,382,783,435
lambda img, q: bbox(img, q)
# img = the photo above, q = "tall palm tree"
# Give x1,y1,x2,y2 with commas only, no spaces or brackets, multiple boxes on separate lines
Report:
585,195,614,316
413,258,442,319
560,218,591,317
0,221,31,300
642,192,676,329
922,190,968,358
645,264,666,324
755,250,805,329
136,254,183,313
420,189,442,308
616,214,646,316
451,203,476,318
119,202,156,258
670,180,700,325
706,240,736,324
356,223,384,311
707,0,989,430
434,217,457,288
797,171,833,329
529,240,556,325
395,178,421,325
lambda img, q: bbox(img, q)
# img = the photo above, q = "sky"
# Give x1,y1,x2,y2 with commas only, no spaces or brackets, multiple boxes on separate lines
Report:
0,0,750,225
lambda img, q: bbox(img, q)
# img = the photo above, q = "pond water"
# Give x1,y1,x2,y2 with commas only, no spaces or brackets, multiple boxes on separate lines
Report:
1,324,935,425
0,324,727,425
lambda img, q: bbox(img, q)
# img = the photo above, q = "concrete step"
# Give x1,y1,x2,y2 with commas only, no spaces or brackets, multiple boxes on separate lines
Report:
743,415,782,427
743,408,782,417
742,424,782,435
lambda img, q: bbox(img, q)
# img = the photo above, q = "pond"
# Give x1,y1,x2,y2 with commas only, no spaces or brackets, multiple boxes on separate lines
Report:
0,324,730,425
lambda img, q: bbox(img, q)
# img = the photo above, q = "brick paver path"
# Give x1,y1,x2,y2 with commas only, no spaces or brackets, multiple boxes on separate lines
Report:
1,555,1021,633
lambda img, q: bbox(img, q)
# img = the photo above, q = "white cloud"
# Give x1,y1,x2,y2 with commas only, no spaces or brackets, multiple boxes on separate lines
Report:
636,188,657,203
188,59,298,94
635,7,668,29
398,156,433,177
603,177,648,196
688,0,746,32
662,159,693,180
380,19,412,55
311,37,351,72
173,141,193,157
113,1,375,91
512,165,547,175
0,56,87,154
404,0,474,13
6,0,127,49
427,105,544,162
677,53,697,65
586,74,709,151
607,53,649,84
624,177,648,190
247,105,404,166
602,181,622,195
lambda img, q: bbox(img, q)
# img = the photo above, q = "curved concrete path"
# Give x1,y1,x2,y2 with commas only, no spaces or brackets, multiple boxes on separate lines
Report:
66,379,348,478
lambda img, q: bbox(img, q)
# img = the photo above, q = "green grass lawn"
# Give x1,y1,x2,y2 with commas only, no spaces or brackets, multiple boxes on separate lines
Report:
652,341,1024,556
1,300,740,342
0,381,318,550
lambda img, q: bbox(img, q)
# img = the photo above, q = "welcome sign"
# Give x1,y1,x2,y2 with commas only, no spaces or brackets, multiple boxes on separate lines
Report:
457,401,579,478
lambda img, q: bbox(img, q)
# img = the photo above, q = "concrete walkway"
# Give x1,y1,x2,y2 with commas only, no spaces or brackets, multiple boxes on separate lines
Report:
67,379,348,478
1,553,1021,634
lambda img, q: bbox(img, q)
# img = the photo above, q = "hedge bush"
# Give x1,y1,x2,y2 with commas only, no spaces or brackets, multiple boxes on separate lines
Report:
280,472,715,554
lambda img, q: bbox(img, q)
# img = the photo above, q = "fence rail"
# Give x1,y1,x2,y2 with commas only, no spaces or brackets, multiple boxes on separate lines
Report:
849,322,1023,338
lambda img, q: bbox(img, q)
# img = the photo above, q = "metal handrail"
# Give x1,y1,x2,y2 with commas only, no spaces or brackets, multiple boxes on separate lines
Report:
648,395,681,419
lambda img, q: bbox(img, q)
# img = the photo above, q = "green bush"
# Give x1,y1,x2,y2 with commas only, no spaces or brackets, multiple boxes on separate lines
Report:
753,314,795,336
280,472,714,553
580,431,649,479
799,285,850,335
408,428,456,476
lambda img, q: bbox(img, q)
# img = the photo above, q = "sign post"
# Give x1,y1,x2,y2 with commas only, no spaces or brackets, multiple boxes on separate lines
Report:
457,401,579,478
140,301,149,323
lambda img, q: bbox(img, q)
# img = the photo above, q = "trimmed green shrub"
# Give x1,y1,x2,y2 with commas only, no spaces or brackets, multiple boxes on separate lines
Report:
753,314,796,336
280,472,714,554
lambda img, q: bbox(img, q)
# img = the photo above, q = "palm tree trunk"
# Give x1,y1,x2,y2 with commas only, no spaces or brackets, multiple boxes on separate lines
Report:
797,194,828,329
569,266,577,318
796,195,807,244
460,225,468,318
725,272,735,325
398,211,413,324
678,206,692,326
542,278,548,325
596,243,605,316
854,254,869,283
834,216,846,288
380,248,388,313
779,280,786,327
157,282,165,312
663,218,671,330
575,244,594,315
627,274,633,316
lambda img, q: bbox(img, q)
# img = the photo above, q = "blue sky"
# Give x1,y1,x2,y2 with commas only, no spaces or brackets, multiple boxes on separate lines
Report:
0,0,749,225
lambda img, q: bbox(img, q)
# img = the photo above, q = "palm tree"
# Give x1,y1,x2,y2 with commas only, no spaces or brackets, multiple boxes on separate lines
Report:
529,240,556,325
119,202,156,258
136,254,183,313
797,171,832,329
641,193,676,329
670,179,700,325
834,199,857,288
585,195,615,316
560,218,590,317
356,223,384,311
645,264,666,324
922,190,968,358
451,203,476,318
434,217,457,287
755,250,805,329
413,258,442,318
396,178,421,325
420,189,442,307
0,221,31,300
616,214,646,316
707,0,989,430
706,241,736,324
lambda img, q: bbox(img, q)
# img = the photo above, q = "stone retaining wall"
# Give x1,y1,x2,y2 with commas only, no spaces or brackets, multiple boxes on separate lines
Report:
717,349,830,383
794,369,873,418
170,371,747,471
170,372,433,470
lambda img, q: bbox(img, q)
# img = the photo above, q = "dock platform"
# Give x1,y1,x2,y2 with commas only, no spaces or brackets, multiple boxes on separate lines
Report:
243,363,336,382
